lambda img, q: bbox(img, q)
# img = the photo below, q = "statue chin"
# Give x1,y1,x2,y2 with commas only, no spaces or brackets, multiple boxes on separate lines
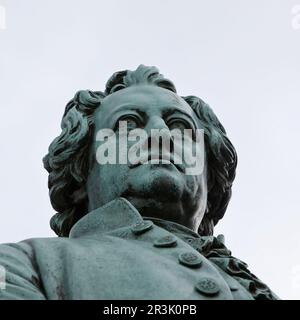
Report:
125,165,185,202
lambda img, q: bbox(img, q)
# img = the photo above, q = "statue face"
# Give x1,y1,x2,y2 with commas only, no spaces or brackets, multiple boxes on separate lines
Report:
86,84,207,232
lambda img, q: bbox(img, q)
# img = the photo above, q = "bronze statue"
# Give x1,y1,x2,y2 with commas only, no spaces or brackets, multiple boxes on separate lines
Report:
0,65,278,299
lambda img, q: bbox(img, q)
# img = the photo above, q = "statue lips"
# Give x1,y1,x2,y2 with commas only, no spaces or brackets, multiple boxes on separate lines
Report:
129,153,184,173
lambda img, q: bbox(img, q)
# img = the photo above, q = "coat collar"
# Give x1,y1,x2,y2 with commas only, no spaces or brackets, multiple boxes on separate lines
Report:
69,197,201,239
69,197,144,238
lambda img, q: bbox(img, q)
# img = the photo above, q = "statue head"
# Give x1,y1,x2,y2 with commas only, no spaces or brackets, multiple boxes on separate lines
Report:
43,65,237,237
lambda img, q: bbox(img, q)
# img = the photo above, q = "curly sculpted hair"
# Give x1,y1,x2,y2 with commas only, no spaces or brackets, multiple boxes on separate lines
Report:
43,65,237,237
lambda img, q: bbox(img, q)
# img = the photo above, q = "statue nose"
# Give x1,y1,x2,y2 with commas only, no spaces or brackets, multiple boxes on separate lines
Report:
145,116,169,132
143,117,174,154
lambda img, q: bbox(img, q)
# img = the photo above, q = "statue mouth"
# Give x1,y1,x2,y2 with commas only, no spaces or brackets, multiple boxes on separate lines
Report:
129,153,184,172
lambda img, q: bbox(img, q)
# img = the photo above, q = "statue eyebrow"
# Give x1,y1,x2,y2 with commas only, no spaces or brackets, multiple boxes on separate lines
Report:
162,107,193,120
162,107,198,130
112,104,194,124
111,104,147,118
127,107,146,118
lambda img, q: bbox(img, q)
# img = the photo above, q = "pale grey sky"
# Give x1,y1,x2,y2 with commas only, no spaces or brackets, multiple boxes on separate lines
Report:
0,0,299,299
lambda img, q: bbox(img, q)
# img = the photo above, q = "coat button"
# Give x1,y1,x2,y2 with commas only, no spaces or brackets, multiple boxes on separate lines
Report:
131,220,154,235
154,235,177,248
195,277,220,296
229,284,239,291
178,252,202,268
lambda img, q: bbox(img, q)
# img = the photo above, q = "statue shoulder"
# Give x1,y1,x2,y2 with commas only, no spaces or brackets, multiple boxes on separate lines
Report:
0,237,64,300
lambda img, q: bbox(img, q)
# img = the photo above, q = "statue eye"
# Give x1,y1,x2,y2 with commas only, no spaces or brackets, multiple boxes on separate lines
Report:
115,115,141,132
168,119,196,140
168,119,190,132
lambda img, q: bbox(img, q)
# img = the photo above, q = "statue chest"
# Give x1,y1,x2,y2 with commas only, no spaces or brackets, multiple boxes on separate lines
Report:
31,226,253,300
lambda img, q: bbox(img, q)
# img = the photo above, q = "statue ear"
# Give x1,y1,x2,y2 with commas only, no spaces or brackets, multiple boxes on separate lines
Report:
71,186,87,205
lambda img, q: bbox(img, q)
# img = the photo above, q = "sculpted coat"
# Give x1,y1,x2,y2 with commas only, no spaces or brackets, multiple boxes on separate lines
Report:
0,198,277,300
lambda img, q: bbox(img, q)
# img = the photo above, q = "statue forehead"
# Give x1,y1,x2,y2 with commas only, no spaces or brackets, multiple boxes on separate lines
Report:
96,85,193,120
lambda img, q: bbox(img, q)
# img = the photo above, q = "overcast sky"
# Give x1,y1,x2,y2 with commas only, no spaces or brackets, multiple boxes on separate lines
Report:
0,0,299,299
